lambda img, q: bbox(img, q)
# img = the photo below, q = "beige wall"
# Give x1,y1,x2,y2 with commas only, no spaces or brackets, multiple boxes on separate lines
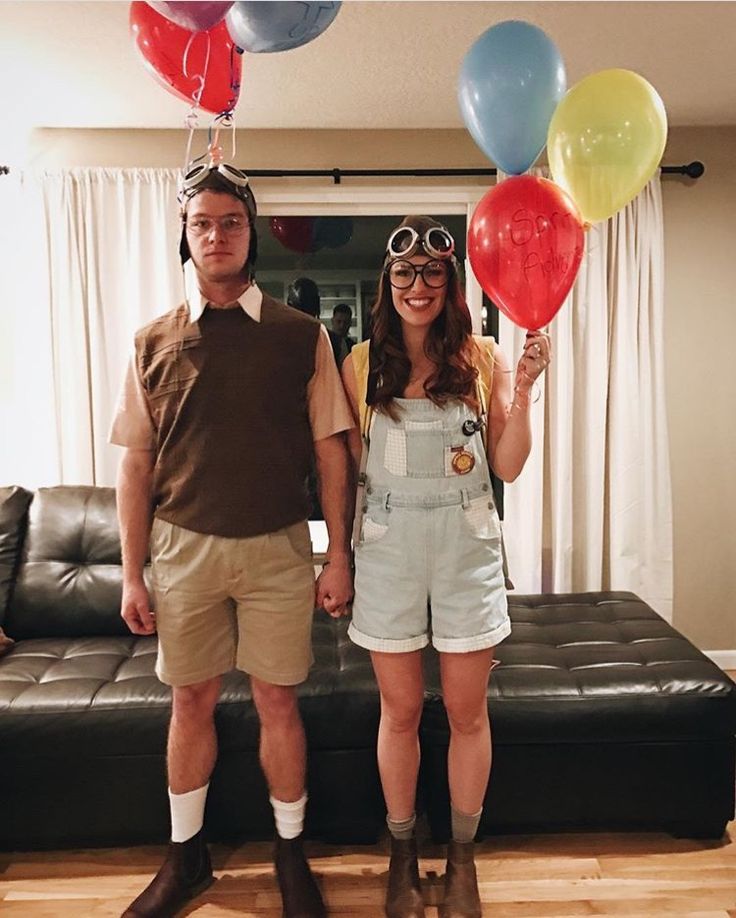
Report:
25,126,736,650
660,127,736,652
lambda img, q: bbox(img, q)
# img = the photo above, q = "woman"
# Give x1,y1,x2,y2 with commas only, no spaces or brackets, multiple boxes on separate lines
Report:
341,216,550,918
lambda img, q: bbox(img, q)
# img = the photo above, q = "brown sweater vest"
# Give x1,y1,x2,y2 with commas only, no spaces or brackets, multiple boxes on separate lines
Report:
135,294,319,538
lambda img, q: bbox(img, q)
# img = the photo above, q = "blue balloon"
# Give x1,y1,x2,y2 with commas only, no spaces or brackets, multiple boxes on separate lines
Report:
458,20,566,175
226,1,341,54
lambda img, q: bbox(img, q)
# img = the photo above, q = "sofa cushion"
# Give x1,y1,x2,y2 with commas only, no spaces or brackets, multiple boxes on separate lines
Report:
5,486,132,639
422,592,736,744
0,486,32,628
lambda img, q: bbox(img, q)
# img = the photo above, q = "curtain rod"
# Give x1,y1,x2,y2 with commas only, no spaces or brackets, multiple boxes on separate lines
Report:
242,161,704,184
0,161,704,183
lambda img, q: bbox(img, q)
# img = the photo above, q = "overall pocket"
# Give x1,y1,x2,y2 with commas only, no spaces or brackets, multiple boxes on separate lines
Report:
461,496,502,541
359,503,391,546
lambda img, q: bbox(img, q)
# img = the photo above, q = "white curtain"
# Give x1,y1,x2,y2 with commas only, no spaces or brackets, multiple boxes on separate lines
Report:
0,168,183,489
498,171,673,619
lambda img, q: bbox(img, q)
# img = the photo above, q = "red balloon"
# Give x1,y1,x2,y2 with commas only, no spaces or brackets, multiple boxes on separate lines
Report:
468,176,584,330
269,217,318,254
130,1,241,115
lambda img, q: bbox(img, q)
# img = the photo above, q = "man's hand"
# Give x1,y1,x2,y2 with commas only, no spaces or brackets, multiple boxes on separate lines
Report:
121,579,156,635
315,558,353,619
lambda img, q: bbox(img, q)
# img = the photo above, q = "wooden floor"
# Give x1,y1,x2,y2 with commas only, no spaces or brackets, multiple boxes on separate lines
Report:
2,821,736,917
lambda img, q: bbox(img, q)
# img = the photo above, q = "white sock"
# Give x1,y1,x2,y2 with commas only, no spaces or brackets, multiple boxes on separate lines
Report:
270,792,307,840
169,784,209,843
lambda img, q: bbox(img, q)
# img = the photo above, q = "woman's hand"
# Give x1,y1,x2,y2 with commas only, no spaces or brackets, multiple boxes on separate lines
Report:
515,330,551,395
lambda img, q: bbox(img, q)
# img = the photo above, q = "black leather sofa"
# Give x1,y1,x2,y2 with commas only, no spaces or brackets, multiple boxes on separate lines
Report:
1,485,734,851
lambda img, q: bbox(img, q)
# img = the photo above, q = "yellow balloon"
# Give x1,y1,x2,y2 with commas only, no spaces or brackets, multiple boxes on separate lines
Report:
547,69,668,223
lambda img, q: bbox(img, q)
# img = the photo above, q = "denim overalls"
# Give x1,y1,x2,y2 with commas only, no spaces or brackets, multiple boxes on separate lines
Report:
348,398,511,653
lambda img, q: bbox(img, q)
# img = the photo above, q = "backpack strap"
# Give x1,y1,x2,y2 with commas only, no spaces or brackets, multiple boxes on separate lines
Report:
350,339,373,546
351,339,373,441
472,334,495,453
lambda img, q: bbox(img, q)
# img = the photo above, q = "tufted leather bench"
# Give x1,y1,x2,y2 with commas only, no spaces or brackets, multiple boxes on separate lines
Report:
0,485,734,850
421,594,736,840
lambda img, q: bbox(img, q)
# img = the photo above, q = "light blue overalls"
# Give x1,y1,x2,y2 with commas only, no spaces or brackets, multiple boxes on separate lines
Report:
348,397,511,654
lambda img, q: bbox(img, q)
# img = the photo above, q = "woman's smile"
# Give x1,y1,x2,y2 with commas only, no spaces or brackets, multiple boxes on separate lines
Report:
404,296,435,311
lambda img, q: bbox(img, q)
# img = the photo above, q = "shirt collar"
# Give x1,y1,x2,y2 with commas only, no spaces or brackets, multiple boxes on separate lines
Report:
183,258,263,323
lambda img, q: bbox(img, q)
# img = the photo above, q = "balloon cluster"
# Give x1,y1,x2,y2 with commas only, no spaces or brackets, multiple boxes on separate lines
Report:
130,1,342,115
269,216,353,254
460,20,668,330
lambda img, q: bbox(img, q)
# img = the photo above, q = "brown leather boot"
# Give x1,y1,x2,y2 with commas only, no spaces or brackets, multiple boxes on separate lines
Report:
385,835,425,918
121,829,213,917
438,840,482,918
274,834,327,918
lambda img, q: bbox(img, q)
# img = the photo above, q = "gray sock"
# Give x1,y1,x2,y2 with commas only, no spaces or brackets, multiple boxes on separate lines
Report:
451,806,482,843
387,813,416,840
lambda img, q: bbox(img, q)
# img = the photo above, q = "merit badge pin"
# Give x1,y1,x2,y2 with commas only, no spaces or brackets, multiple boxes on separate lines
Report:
451,447,475,475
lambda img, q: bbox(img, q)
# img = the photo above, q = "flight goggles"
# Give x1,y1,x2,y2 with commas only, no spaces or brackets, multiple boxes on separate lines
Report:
386,225,455,260
178,162,257,219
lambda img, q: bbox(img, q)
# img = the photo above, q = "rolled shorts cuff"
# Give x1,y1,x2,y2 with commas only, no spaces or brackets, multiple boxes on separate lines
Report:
432,617,512,653
348,622,429,654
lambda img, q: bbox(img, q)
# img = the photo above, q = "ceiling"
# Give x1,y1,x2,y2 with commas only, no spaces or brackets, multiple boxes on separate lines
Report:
0,1,734,133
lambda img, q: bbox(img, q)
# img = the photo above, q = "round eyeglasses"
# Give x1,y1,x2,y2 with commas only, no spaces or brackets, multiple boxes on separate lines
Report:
185,214,249,237
386,259,450,289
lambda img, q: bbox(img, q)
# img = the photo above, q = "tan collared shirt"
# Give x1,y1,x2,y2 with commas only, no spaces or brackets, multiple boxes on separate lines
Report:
109,282,354,450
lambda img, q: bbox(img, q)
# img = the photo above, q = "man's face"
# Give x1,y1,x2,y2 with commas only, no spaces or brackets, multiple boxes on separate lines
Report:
185,190,251,284
332,311,352,337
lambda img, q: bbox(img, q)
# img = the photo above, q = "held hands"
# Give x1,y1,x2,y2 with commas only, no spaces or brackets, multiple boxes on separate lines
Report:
121,579,156,635
316,557,354,619
515,330,551,395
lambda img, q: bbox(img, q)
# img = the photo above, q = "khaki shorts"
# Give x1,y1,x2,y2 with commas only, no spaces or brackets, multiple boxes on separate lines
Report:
150,517,315,687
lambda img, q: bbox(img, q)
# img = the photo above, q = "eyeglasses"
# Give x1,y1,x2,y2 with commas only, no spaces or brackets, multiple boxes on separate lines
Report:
386,259,450,289
185,214,250,237
387,225,455,260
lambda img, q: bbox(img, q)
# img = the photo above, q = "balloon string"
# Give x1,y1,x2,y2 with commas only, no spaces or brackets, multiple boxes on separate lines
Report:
179,31,212,169
221,43,241,118
488,362,544,404
183,112,198,171
183,30,211,112
210,111,235,163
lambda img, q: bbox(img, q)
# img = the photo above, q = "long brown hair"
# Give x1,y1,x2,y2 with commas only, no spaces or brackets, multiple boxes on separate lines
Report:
368,216,481,419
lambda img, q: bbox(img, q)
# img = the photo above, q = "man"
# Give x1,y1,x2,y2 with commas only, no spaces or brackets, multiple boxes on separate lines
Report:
287,276,321,320
329,302,356,368
110,163,354,918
